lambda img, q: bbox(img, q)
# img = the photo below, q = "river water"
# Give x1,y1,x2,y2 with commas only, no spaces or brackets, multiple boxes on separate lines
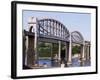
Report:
38,58,91,68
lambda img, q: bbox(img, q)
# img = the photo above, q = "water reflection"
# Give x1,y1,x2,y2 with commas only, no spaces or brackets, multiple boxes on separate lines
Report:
38,57,91,68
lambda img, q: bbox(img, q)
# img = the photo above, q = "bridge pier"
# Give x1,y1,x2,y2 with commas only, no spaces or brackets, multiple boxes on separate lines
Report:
24,35,38,68
89,45,91,59
82,43,85,60
23,34,26,68
24,36,28,66
65,42,69,64
24,17,39,68
79,43,85,62
23,33,35,69
86,45,90,60
34,30,38,64
67,33,72,65
58,41,61,61
27,36,35,67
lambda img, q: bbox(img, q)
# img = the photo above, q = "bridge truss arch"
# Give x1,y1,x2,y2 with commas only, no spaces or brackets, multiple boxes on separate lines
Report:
71,31,84,44
38,18,69,41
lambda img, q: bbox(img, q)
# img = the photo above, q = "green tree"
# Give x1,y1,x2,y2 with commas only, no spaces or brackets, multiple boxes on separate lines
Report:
72,45,80,55
38,42,52,57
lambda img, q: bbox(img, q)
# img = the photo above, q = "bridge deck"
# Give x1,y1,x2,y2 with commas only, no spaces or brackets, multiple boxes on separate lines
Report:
24,30,84,45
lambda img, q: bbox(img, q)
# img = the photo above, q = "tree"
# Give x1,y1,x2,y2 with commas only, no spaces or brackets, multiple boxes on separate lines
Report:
38,42,52,57
72,45,80,55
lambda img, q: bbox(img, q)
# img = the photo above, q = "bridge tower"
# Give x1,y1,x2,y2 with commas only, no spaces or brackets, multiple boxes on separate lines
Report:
26,17,38,67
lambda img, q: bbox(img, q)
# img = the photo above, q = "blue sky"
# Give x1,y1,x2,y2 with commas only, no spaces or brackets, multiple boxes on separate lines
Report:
23,10,91,41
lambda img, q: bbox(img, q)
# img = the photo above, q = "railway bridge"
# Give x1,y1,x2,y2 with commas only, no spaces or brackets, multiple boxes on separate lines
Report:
23,17,90,68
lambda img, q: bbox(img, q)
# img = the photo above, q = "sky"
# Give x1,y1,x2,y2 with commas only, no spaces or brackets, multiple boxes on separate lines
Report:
23,10,91,41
